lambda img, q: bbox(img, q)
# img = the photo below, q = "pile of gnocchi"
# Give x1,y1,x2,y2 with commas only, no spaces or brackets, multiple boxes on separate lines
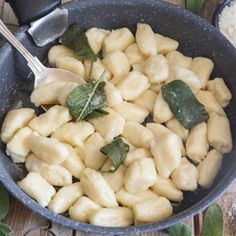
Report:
1,23,233,227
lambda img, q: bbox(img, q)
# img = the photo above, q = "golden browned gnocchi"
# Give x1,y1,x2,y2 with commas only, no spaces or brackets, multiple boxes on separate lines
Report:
1,23,233,228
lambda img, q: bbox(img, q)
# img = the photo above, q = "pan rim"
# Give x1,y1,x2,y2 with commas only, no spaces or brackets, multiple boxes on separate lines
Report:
0,0,236,234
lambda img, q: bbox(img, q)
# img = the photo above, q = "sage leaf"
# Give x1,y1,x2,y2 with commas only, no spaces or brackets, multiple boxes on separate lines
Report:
67,70,108,121
0,223,13,236
100,138,130,172
161,80,208,129
168,223,192,236
0,183,9,220
202,204,224,236
61,24,97,62
84,109,109,121
186,0,205,13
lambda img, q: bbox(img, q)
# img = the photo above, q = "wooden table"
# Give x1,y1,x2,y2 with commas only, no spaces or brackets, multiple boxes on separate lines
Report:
1,0,236,235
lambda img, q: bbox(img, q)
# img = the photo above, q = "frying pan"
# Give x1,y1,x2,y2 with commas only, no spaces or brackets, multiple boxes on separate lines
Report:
0,0,236,234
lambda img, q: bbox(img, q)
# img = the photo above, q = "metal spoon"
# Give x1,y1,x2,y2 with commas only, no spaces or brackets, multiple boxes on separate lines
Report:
0,19,85,89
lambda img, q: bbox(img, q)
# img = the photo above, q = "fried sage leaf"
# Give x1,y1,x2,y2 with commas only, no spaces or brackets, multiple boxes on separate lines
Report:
186,0,205,13
0,223,13,236
168,223,192,236
0,183,9,220
202,204,224,236
161,80,208,129
60,24,97,62
100,138,130,172
67,70,108,121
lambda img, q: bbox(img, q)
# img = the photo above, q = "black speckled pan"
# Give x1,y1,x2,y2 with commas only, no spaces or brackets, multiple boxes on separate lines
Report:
0,0,236,234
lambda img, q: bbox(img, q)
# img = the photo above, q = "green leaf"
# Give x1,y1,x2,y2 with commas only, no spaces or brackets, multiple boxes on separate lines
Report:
186,0,205,13
84,109,109,121
0,183,9,220
67,70,108,121
100,138,130,172
202,204,224,236
168,223,192,236
61,24,97,62
161,80,209,129
0,223,13,236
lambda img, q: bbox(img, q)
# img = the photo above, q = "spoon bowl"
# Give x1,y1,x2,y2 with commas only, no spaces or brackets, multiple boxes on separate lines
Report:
0,19,85,90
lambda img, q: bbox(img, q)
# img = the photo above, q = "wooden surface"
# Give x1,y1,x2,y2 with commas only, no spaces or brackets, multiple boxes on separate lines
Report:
1,0,236,235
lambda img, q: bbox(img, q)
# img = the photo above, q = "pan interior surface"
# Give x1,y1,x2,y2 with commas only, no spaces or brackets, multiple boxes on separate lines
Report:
0,0,236,234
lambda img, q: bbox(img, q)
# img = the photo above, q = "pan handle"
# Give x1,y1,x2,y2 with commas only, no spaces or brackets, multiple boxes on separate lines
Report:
5,0,61,25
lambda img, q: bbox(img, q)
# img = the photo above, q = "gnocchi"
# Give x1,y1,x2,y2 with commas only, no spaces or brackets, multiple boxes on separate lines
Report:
18,172,56,207
1,23,233,228
1,108,35,143
48,182,83,214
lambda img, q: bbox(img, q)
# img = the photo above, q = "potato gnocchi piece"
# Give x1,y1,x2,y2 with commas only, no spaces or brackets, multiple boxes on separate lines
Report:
48,45,78,67
84,59,112,81
29,105,72,137
1,108,35,143
55,56,85,78
166,50,192,68
6,127,33,163
155,34,179,55
134,89,157,113
57,82,78,106
25,153,72,186
132,197,173,223
102,50,130,76
89,207,134,227
114,101,149,123
117,71,150,101
171,158,198,191
103,28,135,55
145,55,169,83
207,78,232,107
115,188,158,208
207,112,232,153
28,135,69,164
151,132,181,178
152,175,183,202
125,43,146,65
30,81,66,106
190,57,214,88
124,157,157,193
153,92,173,123
81,168,118,207
83,132,107,170
69,196,101,223
104,82,123,108
62,145,85,179
196,90,225,116
51,121,94,147
90,108,125,142
186,122,209,163
136,23,158,57
48,183,83,214
166,118,189,141
147,123,186,156
86,27,110,54
18,172,55,207
172,66,201,93
102,164,126,192
122,121,155,149
124,148,152,166
198,150,223,188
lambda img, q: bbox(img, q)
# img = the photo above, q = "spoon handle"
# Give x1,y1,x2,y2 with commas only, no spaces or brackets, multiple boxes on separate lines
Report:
0,19,45,77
